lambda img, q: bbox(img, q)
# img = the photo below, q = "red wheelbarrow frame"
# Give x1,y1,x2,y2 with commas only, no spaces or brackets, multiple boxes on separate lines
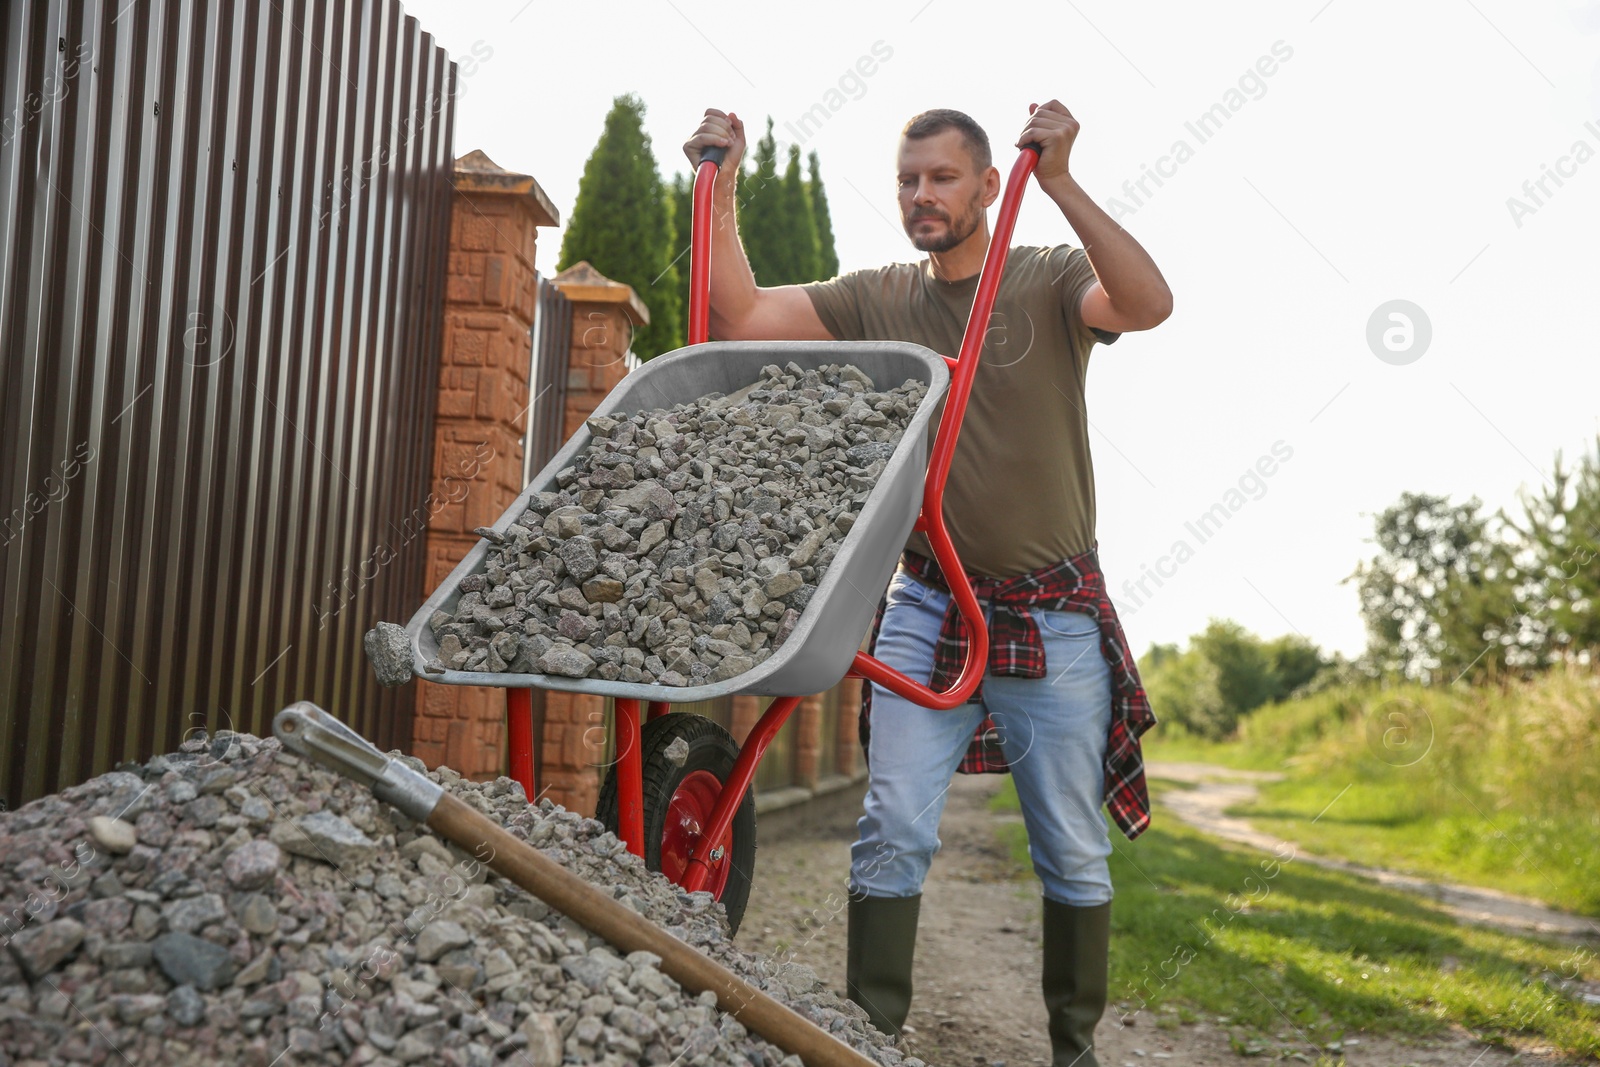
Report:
501,142,1041,895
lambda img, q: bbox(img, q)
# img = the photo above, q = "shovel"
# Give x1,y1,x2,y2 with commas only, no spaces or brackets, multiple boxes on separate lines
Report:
271,701,879,1067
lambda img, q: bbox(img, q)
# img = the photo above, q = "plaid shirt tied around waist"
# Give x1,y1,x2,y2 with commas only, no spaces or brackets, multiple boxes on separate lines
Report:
859,545,1157,840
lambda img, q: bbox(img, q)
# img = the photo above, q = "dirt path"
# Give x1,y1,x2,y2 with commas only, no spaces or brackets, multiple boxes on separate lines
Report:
741,773,1569,1067
1148,762,1600,945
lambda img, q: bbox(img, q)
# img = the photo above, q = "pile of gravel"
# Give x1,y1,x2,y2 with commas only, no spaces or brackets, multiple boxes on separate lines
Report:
424,361,928,686
0,731,922,1067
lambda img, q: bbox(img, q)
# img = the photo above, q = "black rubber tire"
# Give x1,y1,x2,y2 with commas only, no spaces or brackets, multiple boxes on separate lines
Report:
595,713,757,936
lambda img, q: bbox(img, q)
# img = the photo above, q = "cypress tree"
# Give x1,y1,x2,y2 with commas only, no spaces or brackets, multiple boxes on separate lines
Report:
780,144,821,284
670,172,694,272
739,118,786,286
808,150,839,279
669,171,693,342
557,94,681,360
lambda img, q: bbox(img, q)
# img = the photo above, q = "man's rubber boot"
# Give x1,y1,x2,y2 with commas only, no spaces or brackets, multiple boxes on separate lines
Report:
1042,897,1111,1067
846,893,921,1038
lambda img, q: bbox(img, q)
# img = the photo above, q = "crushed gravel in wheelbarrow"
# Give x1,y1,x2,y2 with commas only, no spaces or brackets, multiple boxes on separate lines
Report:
0,730,924,1066
422,361,928,686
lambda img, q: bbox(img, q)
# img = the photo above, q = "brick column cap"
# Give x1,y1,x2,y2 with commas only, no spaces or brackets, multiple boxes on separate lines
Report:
551,261,650,327
454,149,561,227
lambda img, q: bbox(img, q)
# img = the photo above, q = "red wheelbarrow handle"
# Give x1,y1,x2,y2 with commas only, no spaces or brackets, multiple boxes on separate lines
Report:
687,143,1042,708
851,143,1036,710
849,146,1042,706
632,143,1043,898
686,144,726,347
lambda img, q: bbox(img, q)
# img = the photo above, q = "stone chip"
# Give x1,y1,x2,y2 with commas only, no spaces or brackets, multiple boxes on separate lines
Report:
270,811,378,868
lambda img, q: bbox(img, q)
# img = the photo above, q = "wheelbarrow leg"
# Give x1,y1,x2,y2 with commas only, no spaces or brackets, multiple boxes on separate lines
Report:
681,694,803,893
647,700,671,722
614,698,646,858
506,688,535,802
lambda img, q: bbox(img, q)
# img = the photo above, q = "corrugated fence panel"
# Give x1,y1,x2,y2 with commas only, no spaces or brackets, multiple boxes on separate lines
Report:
527,275,572,479
0,0,456,808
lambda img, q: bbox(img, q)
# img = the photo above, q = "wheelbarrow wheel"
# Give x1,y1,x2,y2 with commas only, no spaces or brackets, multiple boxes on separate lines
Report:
595,712,757,936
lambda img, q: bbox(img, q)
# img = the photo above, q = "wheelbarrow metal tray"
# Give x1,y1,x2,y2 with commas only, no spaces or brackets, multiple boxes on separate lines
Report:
405,339,950,702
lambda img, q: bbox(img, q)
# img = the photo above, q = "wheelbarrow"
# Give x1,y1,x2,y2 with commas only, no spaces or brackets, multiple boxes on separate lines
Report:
402,139,1045,934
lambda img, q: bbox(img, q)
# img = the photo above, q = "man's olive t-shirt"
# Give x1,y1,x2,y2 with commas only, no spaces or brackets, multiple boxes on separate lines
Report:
801,246,1114,578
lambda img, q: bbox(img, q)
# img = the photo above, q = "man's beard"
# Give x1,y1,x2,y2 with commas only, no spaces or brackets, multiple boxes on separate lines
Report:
905,196,983,253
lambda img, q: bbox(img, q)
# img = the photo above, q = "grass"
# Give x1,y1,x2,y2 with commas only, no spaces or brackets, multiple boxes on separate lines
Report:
1180,663,1600,917
1238,769,1600,918
991,778,1600,1059
1140,727,1282,771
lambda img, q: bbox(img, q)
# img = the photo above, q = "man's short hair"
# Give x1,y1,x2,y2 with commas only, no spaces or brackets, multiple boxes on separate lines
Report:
901,109,992,173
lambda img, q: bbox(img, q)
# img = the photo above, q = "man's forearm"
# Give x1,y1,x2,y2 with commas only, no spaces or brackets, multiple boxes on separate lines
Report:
1038,172,1172,327
706,183,761,339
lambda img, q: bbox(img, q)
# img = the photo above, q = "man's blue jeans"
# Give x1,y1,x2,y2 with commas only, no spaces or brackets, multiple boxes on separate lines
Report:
849,565,1115,906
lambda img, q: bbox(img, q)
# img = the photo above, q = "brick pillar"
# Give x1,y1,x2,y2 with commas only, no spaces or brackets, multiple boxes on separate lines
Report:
730,695,764,746
413,150,559,779
836,677,863,778
523,264,650,816
537,692,607,816
795,695,822,790
551,261,649,440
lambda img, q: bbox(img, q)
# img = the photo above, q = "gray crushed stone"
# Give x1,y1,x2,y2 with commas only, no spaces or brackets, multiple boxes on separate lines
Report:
424,362,927,686
0,730,923,1067
365,623,415,688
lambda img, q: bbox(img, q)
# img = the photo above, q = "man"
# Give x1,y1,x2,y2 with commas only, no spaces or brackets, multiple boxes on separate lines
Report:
684,102,1169,1067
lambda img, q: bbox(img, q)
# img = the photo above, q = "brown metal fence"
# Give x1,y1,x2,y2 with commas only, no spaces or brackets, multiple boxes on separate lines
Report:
524,274,573,484
0,0,457,808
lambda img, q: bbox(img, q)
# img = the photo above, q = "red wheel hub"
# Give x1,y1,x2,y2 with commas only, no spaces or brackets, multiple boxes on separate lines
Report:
659,769,733,898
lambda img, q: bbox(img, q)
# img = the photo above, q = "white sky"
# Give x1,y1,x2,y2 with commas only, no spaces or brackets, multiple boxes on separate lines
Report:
402,0,1600,660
